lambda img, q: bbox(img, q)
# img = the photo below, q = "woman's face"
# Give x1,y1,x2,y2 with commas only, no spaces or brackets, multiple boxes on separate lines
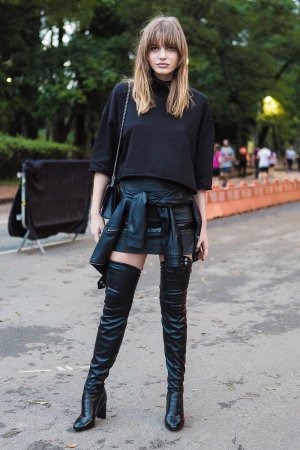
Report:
147,43,179,81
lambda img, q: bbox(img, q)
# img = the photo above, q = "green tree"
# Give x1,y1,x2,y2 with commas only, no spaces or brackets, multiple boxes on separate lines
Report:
1,0,300,152
0,1,42,138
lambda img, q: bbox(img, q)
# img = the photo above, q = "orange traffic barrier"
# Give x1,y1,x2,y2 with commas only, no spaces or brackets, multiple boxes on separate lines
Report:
206,179,300,220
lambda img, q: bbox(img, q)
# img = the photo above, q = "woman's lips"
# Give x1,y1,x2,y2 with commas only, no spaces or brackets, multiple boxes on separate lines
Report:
157,64,169,68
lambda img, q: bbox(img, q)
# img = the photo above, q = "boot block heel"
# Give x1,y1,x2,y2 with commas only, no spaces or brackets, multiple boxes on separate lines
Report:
164,391,184,432
96,400,106,419
73,387,107,431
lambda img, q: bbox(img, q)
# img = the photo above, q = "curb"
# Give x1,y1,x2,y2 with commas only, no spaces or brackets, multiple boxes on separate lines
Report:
1,180,300,216
206,179,300,220
0,186,18,205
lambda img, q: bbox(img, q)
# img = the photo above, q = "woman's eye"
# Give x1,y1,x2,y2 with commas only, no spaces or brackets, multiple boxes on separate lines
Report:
149,45,176,52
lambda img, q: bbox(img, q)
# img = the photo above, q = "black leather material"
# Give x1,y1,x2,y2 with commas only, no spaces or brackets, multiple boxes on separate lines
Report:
73,386,107,432
85,260,141,391
160,256,192,431
165,391,184,432
89,182,201,289
101,184,120,219
73,260,141,431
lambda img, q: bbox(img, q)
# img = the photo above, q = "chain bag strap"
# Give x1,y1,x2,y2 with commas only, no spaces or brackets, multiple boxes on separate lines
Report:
101,81,131,219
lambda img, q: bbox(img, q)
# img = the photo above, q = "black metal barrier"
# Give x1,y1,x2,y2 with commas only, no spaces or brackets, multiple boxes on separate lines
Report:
8,159,93,252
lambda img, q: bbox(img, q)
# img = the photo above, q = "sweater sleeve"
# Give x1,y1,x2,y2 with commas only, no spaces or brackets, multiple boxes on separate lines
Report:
194,98,215,190
88,84,120,177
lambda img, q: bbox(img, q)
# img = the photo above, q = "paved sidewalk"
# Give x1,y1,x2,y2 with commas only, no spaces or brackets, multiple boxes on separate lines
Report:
0,202,299,450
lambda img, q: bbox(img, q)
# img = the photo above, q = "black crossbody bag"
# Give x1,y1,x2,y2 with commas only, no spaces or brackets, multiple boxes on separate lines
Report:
101,81,131,219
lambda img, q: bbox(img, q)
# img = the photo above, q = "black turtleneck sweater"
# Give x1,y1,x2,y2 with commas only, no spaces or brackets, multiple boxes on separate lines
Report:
89,77,215,193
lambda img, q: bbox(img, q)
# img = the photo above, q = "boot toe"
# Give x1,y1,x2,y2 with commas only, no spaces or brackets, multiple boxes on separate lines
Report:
165,414,184,431
73,415,95,432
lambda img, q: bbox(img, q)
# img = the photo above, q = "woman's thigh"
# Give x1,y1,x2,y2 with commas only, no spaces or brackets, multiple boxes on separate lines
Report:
110,251,147,270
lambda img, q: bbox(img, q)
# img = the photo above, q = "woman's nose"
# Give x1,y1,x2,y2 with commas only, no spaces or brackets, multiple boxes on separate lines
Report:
159,47,167,59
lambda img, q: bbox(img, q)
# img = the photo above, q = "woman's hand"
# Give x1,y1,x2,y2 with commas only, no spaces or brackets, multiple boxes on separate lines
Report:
196,224,208,260
91,212,105,243
193,189,209,260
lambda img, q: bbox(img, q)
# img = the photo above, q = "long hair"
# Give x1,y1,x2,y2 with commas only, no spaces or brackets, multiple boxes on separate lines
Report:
132,16,191,118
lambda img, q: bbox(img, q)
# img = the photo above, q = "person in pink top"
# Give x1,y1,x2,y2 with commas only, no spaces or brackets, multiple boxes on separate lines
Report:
212,143,222,186
269,150,277,177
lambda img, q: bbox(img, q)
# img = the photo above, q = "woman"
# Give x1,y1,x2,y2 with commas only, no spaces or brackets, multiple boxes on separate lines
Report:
238,147,248,178
269,149,277,177
212,143,222,186
73,15,214,433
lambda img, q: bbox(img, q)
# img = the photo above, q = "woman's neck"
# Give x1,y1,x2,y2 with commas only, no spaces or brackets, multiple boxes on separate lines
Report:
153,73,173,82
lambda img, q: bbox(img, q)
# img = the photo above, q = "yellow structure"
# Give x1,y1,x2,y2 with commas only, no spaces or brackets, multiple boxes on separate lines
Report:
262,96,283,117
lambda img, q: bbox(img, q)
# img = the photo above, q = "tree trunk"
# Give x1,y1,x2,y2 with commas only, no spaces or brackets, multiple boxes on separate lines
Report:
25,115,38,139
258,125,269,147
74,104,88,149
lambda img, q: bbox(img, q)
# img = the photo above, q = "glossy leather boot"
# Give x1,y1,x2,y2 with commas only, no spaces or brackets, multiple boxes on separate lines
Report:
73,386,107,432
159,256,192,431
165,391,184,431
73,260,141,432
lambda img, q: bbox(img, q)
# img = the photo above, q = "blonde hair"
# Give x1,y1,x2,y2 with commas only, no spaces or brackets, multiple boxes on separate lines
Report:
132,15,191,118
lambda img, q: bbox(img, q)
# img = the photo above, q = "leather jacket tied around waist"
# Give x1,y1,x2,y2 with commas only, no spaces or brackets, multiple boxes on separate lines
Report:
89,184,202,289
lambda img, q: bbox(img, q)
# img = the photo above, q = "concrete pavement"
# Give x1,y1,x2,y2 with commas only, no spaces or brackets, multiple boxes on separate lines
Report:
0,202,299,450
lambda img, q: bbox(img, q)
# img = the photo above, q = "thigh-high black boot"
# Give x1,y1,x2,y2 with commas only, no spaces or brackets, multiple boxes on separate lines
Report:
160,256,192,431
73,260,141,432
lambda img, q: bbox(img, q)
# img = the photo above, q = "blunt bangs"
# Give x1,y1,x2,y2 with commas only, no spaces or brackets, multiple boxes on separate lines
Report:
146,23,182,56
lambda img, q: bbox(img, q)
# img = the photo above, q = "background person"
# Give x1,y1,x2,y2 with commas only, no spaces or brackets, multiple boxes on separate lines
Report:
220,139,235,187
73,15,215,434
257,146,271,181
252,146,260,179
285,145,296,171
238,146,248,178
269,149,278,177
297,150,300,172
212,142,222,186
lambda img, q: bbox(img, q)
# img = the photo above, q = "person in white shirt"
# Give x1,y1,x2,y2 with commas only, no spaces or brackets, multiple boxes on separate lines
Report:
285,146,296,171
220,139,235,187
257,147,271,181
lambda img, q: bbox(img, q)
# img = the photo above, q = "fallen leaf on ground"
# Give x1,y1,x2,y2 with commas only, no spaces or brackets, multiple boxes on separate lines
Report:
1,429,22,437
28,401,51,405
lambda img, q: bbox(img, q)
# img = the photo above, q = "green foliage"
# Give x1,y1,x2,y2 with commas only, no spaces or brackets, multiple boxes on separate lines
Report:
0,133,79,179
1,0,300,151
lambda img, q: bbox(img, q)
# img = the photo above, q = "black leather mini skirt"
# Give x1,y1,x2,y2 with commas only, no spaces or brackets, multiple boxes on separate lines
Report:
113,177,197,255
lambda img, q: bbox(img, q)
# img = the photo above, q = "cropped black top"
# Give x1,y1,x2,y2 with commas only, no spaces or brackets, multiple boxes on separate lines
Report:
89,76,215,193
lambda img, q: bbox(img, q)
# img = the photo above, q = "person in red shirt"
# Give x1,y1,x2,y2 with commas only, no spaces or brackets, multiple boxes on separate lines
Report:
238,147,249,178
